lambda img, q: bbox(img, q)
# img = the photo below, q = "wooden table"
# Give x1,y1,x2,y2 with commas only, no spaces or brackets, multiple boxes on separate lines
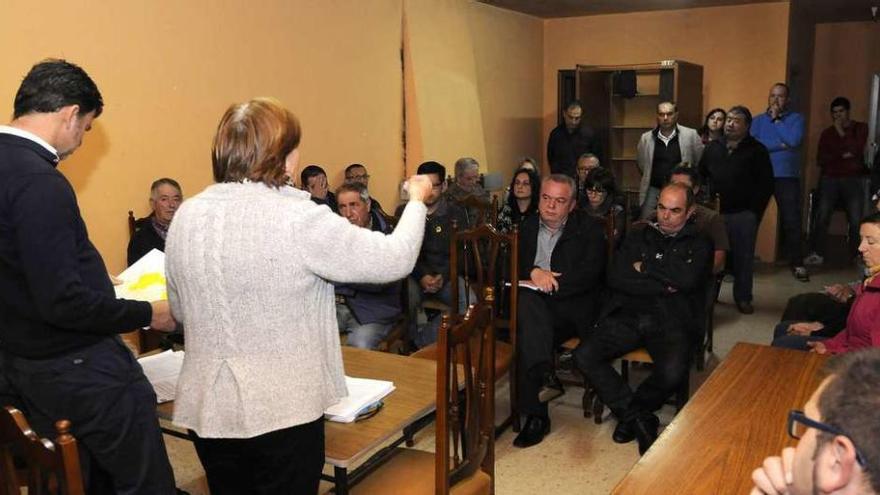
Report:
154,346,436,495
612,342,827,494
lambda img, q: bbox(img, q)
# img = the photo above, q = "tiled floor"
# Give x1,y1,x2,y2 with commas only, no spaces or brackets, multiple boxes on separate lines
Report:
165,261,859,494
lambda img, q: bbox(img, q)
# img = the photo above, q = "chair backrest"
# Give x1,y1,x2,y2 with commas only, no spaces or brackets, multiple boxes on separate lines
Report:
448,224,518,346
435,294,495,495
0,407,84,495
453,195,497,229
127,210,136,238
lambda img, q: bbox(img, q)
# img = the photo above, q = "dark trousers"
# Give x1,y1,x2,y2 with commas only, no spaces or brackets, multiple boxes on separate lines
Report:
812,176,865,257
573,312,691,422
724,210,758,303
191,417,325,495
0,337,176,495
774,178,805,267
771,321,827,350
516,289,596,417
781,291,852,335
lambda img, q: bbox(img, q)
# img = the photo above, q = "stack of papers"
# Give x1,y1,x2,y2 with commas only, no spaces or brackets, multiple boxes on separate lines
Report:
138,350,185,403
115,249,167,301
325,376,396,423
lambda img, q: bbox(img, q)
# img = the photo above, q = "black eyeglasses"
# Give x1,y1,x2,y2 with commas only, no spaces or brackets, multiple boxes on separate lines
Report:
787,410,867,466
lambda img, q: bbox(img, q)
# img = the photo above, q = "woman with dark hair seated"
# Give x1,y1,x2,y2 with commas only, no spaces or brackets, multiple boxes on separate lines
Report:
772,212,880,353
582,167,625,247
699,108,726,145
496,166,539,233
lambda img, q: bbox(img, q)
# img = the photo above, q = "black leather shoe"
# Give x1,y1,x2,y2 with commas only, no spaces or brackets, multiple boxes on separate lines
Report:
513,415,550,448
538,371,565,403
612,420,635,444
736,300,754,314
633,414,659,455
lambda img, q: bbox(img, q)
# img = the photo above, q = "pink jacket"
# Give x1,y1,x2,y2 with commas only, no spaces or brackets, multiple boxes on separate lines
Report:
824,276,880,354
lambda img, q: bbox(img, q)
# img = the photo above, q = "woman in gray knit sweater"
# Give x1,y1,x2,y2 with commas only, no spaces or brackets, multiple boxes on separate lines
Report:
164,98,432,494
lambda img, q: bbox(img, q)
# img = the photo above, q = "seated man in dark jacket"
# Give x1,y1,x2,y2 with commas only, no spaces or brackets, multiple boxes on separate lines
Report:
127,177,182,265
513,174,607,448
402,161,469,349
333,183,401,349
574,183,712,455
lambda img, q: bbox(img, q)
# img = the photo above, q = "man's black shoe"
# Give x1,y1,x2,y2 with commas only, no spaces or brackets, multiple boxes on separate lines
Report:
512,415,550,448
538,371,565,403
736,300,754,314
633,414,659,455
612,420,635,444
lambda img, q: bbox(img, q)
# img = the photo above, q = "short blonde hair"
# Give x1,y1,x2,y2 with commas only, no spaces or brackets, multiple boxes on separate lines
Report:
212,97,301,187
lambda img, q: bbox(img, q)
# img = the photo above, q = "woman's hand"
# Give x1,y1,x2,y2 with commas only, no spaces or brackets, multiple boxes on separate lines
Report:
807,341,828,354
407,175,433,203
787,321,824,336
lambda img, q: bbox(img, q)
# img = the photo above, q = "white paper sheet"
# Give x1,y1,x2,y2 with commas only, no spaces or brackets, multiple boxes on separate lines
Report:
324,376,396,423
115,249,167,301
138,350,185,403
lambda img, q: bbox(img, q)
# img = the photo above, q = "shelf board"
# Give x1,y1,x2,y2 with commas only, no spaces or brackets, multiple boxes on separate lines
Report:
612,93,660,98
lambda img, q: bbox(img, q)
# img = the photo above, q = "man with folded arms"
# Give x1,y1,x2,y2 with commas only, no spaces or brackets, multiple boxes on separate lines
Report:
751,349,880,495
513,174,606,448
574,183,711,455
0,59,177,493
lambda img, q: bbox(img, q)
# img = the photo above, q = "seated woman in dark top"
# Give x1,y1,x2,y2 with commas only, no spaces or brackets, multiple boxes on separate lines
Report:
496,166,539,233
582,167,625,247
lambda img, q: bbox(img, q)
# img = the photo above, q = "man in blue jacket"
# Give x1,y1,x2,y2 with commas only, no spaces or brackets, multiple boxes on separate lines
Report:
751,83,809,282
0,59,178,493
334,183,402,349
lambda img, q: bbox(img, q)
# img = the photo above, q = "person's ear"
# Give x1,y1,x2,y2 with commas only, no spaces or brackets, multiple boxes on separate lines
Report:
815,436,859,493
59,105,80,129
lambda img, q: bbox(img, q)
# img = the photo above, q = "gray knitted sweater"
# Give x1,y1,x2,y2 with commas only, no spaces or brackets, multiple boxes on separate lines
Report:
165,182,425,438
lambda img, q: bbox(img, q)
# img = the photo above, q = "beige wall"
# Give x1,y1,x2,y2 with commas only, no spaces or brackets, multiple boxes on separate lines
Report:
1,0,543,273
542,2,791,261
805,21,880,190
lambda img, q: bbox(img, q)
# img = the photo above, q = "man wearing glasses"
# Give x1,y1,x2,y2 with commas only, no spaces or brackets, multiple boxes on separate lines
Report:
751,349,880,494
344,163,387,218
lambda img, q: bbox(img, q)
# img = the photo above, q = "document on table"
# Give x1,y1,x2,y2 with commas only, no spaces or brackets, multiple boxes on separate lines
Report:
138,350,185,403
325,376,396,423
115,249,167,302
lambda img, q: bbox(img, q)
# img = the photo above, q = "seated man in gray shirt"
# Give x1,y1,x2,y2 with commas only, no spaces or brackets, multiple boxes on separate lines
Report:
512,174,607,448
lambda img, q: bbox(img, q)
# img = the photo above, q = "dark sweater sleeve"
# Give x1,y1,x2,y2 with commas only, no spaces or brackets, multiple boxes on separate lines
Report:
640,235,712,293
12,174,151,333
750,147,775,221
608,229,668,296
554,218,606,298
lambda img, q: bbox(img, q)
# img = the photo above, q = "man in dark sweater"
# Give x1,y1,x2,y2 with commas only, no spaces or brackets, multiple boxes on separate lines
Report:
699,105,774,314
0,60,178,494
127,177,182,265
808,96,870,264
573,183,712,455
546,100,603,178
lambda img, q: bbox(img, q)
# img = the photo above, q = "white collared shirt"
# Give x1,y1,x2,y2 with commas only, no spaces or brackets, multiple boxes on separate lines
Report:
657,126,678,146
0,125,59,159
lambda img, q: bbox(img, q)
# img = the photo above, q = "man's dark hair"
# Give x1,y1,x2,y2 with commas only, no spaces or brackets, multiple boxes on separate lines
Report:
728,105,753,127
772,82,790,97
565,100,583,112
345,163,366,176
300,165,327,187
13,59,103,119
668,165,700,188
657,101,678,112
417,161,446,181
150,178,182,196
831,97,851,112
817,349,880,492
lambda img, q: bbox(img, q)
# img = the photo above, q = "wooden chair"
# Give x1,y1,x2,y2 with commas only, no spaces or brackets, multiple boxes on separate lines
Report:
351,299,495,495
413,225,519,436
0,406,84,495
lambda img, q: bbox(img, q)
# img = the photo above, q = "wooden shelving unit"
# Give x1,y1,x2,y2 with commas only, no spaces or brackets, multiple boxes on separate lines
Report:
574,61,703,193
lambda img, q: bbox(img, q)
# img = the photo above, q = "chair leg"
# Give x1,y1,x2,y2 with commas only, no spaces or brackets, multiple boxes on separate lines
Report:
510,366,520,433
621,359,630,383
675,372,690,412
